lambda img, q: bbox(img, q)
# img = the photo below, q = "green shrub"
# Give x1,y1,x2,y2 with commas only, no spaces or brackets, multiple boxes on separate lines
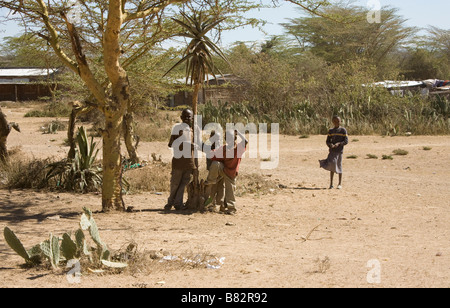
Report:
393,149,409,156
24,101,71,118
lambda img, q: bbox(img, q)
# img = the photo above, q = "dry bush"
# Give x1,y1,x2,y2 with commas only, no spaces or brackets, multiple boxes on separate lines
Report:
113,242,224,277
236,173,279,196
135,122,171,142
124,160,171,193
0,149,52,190
124,160,279,197
134,111,179,142
40,119,67,134
313,256,331,274
24,100,72,118
393,148,409,156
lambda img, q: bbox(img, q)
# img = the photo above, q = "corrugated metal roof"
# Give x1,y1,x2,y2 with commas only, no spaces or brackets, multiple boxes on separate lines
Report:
365,80,425,88
0,68,59,77
171,74,234,85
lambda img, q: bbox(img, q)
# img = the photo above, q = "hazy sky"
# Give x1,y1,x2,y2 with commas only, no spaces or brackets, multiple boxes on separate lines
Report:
218,0,450,47
1,0,449,47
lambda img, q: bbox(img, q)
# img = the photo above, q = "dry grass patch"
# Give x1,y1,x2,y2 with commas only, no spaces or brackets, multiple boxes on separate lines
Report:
0,148,52,189
124,160,171,193
393,148,409,156
123,246,225,277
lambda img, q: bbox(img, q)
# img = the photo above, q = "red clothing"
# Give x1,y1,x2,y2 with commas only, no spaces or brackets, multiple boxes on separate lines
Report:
211,143,246,179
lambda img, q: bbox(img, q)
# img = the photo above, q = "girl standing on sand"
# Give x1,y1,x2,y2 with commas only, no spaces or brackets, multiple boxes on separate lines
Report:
319,115,348,189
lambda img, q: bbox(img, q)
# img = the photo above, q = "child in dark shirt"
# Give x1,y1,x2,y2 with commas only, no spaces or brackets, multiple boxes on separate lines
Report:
319,116,348,189
165,109,195,211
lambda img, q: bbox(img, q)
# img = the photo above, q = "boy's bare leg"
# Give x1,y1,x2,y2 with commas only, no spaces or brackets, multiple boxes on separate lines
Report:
215,178,225,209
223,175,237,214
205,161,225,202
207,180,223,212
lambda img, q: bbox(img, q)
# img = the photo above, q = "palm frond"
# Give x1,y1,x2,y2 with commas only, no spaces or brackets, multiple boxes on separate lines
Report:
164,11,230,87
171,17,198,34
198,18,226,38
163,52,194,78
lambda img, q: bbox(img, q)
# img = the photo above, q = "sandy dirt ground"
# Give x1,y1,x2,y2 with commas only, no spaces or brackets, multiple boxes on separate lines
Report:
1,104,450,288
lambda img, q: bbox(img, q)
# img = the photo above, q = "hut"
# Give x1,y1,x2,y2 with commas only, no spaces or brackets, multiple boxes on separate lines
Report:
0,67,60,101
364,79,450,97
365,80,428,97
168,74,247,107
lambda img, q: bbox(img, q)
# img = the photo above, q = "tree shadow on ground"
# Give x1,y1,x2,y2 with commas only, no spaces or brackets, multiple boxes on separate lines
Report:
0,193,80,225
129,208,196,216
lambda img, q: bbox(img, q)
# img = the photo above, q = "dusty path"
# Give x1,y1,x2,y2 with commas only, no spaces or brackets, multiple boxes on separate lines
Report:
1,104,449,288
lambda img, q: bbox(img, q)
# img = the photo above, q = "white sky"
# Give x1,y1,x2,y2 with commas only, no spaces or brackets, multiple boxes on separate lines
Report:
218,0,450,47
1,1,450,48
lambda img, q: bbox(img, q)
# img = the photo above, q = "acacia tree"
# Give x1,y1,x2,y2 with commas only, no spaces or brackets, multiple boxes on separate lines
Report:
0,0,190,212
282,4,414,76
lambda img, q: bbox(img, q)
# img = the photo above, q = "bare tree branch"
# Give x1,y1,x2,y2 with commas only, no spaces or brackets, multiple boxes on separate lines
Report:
61,11,107,106
33,0,79,73
123,0,188,22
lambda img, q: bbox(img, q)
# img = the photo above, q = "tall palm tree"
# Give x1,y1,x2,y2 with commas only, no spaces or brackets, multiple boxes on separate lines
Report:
164,11,230,210
165,11,230,115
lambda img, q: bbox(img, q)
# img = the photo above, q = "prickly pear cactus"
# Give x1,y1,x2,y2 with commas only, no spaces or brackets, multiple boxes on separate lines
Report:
27,244,43,265
101,249,111,261
61,233,77,260
82,208,103,246
50,234,60,268
4,208,128,270
75,229,85,248
3,227,31,263
40,240,50,257
88,216,103,247
40,239,51,266
101,259,128,268
82,207,110,263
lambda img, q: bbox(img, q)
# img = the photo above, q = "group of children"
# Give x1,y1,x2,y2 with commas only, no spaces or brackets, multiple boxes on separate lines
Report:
165,108,248,215
165,109,348,215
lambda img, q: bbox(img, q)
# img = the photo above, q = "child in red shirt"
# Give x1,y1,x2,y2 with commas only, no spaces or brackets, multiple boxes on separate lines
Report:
205,129,248,215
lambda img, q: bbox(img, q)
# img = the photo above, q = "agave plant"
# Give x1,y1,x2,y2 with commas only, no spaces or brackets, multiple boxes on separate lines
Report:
46,126,102,193
75,126,100,171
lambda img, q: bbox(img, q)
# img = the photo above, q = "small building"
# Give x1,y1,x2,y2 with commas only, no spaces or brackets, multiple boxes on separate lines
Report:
365,80,429,97
0,67,60,101
168,74,247,107
364,79,450,97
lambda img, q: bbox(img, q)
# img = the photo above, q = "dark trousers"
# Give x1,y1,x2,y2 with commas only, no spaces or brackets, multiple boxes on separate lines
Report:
168,168,192,208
